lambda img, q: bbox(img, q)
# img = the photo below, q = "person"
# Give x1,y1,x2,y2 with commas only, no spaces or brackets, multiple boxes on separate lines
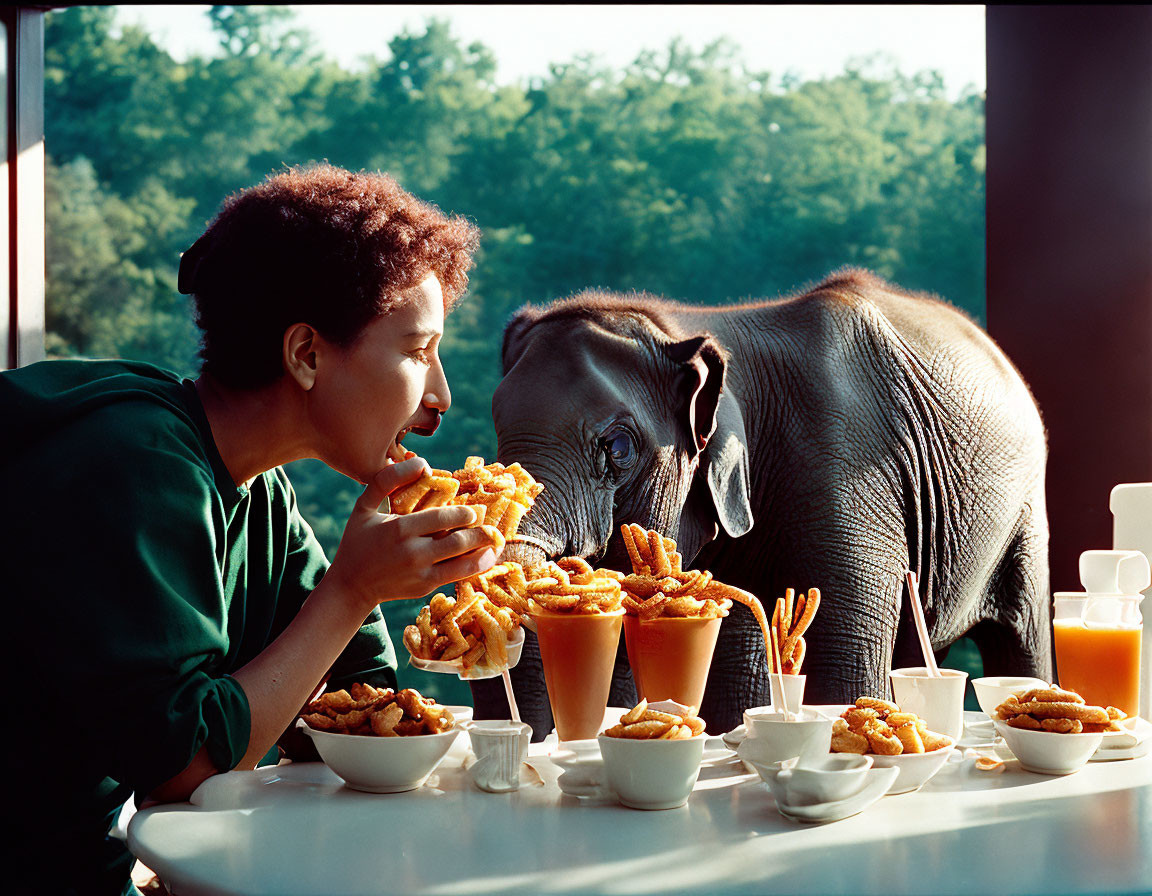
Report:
2,163,501,896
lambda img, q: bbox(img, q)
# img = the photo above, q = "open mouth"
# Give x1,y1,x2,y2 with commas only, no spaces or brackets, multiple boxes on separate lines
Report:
387,428,412,463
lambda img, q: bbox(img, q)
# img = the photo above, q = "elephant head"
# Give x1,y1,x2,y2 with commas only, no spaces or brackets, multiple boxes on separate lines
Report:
493,293,754,572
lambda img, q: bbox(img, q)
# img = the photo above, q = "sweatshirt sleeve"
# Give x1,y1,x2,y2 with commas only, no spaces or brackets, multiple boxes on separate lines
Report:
17,411,252,798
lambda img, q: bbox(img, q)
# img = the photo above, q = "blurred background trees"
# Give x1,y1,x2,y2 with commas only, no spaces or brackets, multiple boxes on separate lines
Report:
43,5,985,702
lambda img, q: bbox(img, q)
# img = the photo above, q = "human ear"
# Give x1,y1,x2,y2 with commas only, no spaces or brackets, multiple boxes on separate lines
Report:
283,323,319,390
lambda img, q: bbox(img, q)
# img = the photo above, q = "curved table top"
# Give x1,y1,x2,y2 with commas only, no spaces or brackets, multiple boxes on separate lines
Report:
129,732,1152,896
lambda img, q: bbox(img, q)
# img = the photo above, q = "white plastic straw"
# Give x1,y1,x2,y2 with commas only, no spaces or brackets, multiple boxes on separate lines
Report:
502,668,521,723
905,570,941,677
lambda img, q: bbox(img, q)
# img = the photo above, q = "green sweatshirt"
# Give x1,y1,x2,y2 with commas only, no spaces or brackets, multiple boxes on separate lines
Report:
1,359,398,895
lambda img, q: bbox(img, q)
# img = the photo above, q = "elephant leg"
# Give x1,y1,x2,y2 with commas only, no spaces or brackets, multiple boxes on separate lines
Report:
701,608,770,734
968,506,1053,681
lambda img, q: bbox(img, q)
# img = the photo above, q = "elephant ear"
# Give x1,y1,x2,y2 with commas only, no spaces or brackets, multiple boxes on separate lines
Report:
662,335,754,539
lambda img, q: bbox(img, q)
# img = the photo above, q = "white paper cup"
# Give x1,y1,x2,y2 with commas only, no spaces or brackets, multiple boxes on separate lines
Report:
890,667,969,742
769,673,806,715
464,721,532,793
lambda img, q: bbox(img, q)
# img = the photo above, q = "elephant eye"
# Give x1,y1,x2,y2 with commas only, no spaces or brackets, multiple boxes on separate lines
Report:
602,429,635,471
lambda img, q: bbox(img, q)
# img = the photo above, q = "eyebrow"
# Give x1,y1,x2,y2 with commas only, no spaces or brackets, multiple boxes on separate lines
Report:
402,329,441,339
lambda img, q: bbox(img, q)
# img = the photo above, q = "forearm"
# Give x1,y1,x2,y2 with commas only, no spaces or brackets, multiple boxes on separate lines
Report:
231,576,375,770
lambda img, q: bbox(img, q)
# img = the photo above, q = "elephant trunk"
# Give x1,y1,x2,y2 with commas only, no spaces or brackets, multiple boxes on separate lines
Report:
498,445,609,561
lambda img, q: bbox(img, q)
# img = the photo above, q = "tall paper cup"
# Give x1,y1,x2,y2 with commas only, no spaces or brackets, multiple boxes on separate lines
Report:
535,609,625,741
889,667,968,741
623,614,721,709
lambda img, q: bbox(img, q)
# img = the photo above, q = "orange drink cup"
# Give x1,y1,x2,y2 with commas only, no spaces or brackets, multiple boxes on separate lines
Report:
623,614,721,709
534,609,625,741
1053,593,1143,716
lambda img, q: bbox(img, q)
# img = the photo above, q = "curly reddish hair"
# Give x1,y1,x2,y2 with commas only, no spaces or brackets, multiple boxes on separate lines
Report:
180,163,481,388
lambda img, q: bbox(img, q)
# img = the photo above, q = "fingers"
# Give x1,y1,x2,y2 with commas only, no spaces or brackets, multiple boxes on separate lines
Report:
394,503,480,536
424,523,503,563
357,458,430,514
426,546,498,590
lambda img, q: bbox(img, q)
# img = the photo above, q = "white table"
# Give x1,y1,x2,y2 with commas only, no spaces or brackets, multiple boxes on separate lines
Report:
129,734,1152,896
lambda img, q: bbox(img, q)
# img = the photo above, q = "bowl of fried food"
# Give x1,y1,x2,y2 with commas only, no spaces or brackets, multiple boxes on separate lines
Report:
298,684,460,793
598,700,708,810
831,697,954,794
991,685,1117,775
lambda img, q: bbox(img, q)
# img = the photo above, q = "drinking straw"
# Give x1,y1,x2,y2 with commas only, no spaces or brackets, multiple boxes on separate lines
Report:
502,668,522,723
905,570,941,677
770,628,793,721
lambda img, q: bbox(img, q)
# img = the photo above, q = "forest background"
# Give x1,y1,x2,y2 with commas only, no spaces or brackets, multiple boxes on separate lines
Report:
43,5,986,704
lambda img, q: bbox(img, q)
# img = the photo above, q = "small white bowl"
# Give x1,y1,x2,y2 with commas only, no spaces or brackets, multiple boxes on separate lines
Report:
298,719,460,793
738,708,833,770
992,720,1104,775
597,733,706,810
971,676,1048,718
868,742,955,794
781,753,874,805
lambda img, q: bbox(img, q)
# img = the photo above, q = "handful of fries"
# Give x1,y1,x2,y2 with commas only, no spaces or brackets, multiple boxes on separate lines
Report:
387,454,543,544
771,587,820,675
603,699,707,740
831,696,952,755
459,556,625,616
301,684,454,737
403,591,521,677
994,685,1126,734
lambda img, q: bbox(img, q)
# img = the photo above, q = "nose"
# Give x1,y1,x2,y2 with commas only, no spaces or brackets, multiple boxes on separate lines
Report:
425,352,451,415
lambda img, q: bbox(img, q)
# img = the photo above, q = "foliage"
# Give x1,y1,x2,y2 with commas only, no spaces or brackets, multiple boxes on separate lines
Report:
43,6,987,703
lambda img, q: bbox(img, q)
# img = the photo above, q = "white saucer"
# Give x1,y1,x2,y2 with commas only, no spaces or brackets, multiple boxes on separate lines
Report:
1092,717,1152,761
771,766,900,824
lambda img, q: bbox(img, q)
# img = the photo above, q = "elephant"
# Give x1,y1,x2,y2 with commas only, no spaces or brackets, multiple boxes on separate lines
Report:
470,268,1050,738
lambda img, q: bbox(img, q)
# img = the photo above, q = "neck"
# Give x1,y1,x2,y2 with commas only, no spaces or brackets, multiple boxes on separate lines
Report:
194,374,307,486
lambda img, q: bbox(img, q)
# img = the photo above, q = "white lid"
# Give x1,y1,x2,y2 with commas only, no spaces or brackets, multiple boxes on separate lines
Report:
1078,549,1150,594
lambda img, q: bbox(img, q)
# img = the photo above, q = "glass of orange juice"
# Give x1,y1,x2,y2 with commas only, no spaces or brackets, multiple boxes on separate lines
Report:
1053,593,1143,716
534,609,625,741
623,613,721,710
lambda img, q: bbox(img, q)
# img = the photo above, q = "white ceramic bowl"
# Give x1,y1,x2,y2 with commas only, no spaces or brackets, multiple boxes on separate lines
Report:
971,676,1048,718
597,733,706,810
737,708,833,770
992,719,1104,775
780,753,874,805
298,719,460,793
868,742,955,794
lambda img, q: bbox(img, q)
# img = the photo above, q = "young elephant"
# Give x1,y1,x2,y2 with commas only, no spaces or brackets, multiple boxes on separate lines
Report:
471,268,1050,737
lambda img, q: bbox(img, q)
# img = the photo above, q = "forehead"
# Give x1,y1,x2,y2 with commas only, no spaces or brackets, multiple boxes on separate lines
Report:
386,272,445,331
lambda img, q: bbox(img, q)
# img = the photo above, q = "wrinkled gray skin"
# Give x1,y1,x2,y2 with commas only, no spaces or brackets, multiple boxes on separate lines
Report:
470,269,1050,738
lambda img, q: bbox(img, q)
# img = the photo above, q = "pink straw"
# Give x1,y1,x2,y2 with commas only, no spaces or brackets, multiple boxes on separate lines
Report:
502,669,521,723
905,570,941,677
